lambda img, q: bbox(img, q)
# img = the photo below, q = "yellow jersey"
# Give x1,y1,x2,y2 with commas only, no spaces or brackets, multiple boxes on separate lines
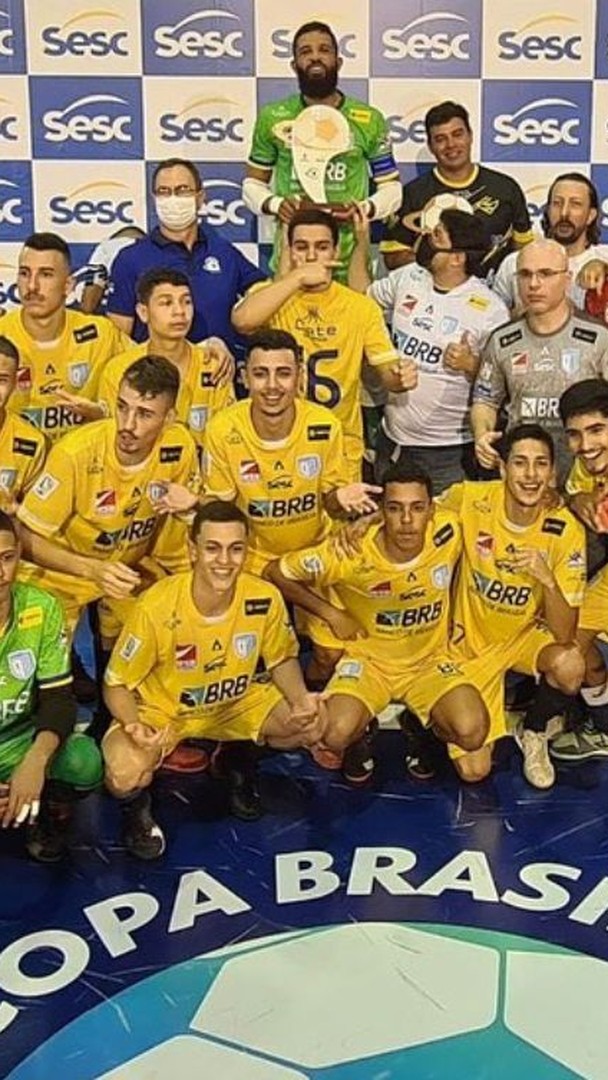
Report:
0,308,127,441
105,570,298,726
97,341,234,452
202,398,348,572
566,457,607,497
266,281,397,460
0,412,46,512
439,480,586,655
17,419,199,606
280,512,461,663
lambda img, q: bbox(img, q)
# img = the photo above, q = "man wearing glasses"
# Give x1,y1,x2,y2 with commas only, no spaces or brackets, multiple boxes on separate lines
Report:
471,239,608,483
106,158,265,351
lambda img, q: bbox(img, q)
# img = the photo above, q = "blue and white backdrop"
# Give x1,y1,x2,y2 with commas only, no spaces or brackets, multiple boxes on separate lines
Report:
1,0,608,306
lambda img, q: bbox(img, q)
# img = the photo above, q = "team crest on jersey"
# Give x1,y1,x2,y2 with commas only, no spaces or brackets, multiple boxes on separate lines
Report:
119,634,141,662
511,352,529,374
148,482,168,503
233,633,257,659
16,367,32,391
369,580,392,596
561,350,580,377
439,316,459,336
0,469,17,491
239,460,261,482
203,256,221,273
475,532,494,557
7,649,36,681
33,473,59,500
68,362,90,389
337,660,363,679
94,489,117,516
175,644,197,670
432,564,450,589
297,454,320,479
302,553,324,574
189,407,208,432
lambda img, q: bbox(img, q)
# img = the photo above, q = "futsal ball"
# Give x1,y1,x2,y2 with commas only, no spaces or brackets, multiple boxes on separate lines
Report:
9,922,608,1079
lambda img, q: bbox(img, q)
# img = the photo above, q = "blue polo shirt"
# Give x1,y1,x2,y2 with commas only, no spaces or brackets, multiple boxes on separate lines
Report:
106,226,265,351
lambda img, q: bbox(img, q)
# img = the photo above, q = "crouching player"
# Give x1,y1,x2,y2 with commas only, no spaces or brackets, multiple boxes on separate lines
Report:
102,502,325,859
0,512,102,861
265,464,490,781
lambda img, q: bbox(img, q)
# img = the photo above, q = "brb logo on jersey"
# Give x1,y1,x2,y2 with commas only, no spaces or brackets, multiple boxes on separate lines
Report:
0,164,33,242
0,1,26,73
142,0,254,75
371,0,482,78
30,77,143,159
482,82,591,162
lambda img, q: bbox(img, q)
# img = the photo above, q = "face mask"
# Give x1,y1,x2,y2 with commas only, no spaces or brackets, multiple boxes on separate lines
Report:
155,195,198,231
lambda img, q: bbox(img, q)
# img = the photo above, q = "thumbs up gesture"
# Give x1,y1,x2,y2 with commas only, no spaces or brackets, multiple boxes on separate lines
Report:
443,331,478,378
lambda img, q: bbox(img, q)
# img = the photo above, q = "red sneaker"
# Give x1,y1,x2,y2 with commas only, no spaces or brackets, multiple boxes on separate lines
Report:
160,745,209,774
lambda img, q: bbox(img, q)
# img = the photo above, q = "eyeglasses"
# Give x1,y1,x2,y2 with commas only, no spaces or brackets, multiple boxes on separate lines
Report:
515,268,568,282
154,185,198,198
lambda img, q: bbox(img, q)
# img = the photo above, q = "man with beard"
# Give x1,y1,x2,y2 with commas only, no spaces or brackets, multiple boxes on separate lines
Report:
492,174,608,314
242,21,401,280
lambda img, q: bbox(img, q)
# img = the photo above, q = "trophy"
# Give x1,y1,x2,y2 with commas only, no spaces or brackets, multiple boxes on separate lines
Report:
290,104,352,219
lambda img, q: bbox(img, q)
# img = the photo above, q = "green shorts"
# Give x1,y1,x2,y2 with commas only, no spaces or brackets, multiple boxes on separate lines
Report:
0,730,103,790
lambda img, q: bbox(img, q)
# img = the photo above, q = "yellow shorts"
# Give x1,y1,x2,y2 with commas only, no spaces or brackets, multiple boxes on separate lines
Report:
579,566,608,636
133,678,283,745
325,652,475,726
448,622,555,758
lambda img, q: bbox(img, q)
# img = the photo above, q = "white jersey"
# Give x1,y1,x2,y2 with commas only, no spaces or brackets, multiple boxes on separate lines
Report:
368,264,509,447
492,243,608,312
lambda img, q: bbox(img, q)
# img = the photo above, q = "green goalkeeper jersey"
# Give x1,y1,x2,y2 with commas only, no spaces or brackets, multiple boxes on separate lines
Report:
0,582,71,742
248,93,398,276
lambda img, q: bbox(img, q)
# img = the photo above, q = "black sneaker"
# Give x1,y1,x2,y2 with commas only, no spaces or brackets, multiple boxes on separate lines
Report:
342,722,377,785
211,742,263,821
399,709,437,780
26,801,72,863
121,792,165,860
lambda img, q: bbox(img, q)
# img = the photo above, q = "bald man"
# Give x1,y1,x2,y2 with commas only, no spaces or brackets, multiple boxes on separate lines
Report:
471,239,608,481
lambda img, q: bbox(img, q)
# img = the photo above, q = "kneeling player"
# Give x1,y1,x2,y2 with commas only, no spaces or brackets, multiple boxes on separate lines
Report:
266,465,490,780
0,512,102,861
102,502,324,859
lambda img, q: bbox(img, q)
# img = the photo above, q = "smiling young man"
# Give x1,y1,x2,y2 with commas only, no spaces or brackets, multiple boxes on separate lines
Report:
0,336,46,515
102,501,324,859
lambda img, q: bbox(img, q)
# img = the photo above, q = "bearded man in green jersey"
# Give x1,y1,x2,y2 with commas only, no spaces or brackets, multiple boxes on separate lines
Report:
242,20,402,279
0,512,102,861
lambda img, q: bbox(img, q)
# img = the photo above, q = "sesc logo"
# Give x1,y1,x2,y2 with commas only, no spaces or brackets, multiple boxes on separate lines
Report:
497,17,582,62
482,82,591,162
201,178,254,242
30,77,143,158
160,97,244,145
42,22,128,59
143,0,254,75
371,0,482,77
388,105,429,147
49,180,136,229
0,180,23,226
0,2,26,73
0,261,19,308
270,27,358,61
0,165,32,241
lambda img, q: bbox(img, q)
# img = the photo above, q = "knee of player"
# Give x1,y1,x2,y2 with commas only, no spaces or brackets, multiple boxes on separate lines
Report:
453,751,492,784
49,733,104,792
102,741,148,796
456,714,489,753
549,644,586,695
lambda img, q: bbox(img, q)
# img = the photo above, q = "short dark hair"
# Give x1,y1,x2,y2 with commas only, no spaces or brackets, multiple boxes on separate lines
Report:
191,500,249,541
152,158,201,192
136,267,191,306
425,101,471,140
287,207,339,247
245,328,301,364
502,423,555,465
292,21,338,56
439,208,489,277
383,463,433,500
542,172,600,246
0,336,19,366
22,232,71,269
120,355,180,406
560,379,608,424
0,511,18,540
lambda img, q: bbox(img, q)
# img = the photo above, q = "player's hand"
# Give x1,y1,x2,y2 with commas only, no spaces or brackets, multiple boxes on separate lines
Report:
1,755,45,829
335,483,383,516
330,512,379,559
504,546,556,588
474,429,502,470
351,202,371,241
577,259,608,295
124,722,169,751
91,560,141,600
201,337,235,387
325,608,366,641
288,694,327,746
390,357,418,391
277,197,302,224
53,389,105,422
569,491,608,533
443,332,478,377
329,200,358,223
294,259,341,290
151,482,199,515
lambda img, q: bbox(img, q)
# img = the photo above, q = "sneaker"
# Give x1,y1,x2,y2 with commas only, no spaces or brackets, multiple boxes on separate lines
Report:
159,744,209,774
121,792,165,860
550,722,608,762
516,727,555,789
342,731,375,785
399,709,436,781
211,744,263,821
26,802,72,863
